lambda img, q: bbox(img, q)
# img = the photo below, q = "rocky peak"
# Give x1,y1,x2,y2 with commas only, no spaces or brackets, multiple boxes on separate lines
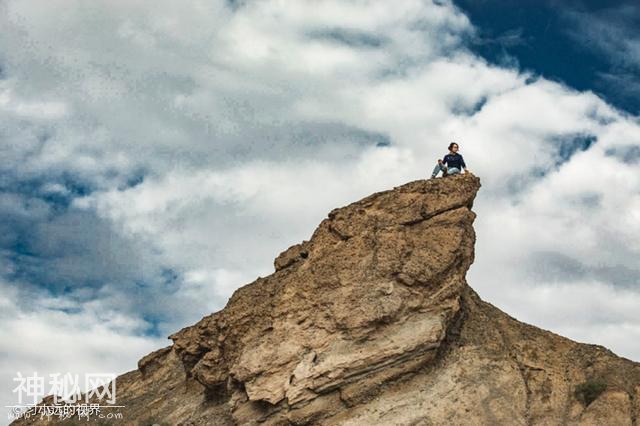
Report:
14,173,640,426
167,173,480,422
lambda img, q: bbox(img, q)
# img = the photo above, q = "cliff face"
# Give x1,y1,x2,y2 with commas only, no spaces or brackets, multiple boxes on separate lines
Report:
14,173,640,425
165,173,480,425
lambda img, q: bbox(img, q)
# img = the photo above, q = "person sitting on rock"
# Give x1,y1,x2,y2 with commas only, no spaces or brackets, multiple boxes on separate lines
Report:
431,142,469,178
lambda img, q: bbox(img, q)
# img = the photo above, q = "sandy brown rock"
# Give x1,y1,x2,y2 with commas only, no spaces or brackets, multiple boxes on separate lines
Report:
12,173,640,426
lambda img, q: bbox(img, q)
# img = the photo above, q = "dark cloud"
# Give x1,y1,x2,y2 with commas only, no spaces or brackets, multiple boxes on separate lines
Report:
506,134,598,192
471,27,528,48
526,251,640,290
225,0,247,11
555,134,597,165
307,28,389,49
451,96,487,116
0,188,216,338
605,145,640,164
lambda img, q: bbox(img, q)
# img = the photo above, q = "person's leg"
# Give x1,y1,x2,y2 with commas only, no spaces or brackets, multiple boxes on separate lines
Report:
447,167,460,175
431,163,443,177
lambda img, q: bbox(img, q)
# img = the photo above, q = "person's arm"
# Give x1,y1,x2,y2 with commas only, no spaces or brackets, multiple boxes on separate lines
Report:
461,155,469,173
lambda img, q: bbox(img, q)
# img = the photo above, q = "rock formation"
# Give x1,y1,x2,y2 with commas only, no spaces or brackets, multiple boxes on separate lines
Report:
12,173,640,425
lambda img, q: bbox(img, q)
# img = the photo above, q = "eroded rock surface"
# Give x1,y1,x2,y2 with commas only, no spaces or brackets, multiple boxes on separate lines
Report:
13,173,640,426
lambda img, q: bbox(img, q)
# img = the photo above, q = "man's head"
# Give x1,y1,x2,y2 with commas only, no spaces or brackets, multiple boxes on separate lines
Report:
448,142,459,153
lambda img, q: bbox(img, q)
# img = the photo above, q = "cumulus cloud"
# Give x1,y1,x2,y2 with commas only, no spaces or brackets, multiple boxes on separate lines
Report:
0,277,165,419
1,0,639,420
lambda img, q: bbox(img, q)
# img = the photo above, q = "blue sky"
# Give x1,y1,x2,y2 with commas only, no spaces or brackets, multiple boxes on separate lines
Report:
1,0,639,421
457,0,640,115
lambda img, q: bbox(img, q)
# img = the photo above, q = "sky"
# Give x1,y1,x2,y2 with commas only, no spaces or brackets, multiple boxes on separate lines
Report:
1,0,639,421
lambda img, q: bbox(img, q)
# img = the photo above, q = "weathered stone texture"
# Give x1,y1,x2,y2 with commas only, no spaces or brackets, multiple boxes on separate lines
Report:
14,173,640,426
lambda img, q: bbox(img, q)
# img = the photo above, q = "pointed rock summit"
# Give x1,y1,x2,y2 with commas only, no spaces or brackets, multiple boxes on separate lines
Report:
14,173,640,425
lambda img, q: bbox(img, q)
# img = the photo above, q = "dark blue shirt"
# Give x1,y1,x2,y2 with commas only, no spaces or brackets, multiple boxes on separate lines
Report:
442,153,466,170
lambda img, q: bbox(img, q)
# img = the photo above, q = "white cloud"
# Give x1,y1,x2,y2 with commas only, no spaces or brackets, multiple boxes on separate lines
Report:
473,279,640,361
0,279,165,422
